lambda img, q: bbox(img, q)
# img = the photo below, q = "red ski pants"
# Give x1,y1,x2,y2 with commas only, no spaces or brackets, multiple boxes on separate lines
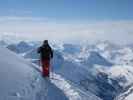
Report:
41,60,50,77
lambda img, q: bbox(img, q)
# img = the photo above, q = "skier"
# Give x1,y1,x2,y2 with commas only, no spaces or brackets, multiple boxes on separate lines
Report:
37,40,53,77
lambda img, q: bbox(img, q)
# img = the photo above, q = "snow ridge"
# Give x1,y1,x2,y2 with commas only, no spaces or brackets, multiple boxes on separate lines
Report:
50,73,102,100
50,73,81,100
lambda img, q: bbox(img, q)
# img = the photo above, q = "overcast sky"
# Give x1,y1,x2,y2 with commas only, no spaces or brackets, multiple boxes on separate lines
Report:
0,0,133,44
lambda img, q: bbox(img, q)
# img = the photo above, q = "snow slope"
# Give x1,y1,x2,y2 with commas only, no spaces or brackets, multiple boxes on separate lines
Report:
0,47,68,100
50,73,102,100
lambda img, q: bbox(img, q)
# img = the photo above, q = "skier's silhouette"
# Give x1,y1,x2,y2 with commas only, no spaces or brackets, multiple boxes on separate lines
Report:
37,40,53,77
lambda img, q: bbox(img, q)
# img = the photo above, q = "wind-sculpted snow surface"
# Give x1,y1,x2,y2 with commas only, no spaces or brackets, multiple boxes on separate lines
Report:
0,47,68,100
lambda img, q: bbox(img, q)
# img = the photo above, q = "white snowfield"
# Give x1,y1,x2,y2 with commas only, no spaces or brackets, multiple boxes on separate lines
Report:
0,47,68,100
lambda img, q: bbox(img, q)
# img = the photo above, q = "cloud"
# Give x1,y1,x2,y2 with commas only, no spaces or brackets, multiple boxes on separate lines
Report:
0,16,133,44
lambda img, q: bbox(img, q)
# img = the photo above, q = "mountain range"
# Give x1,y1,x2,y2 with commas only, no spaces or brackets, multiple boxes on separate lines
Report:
1,38,133,100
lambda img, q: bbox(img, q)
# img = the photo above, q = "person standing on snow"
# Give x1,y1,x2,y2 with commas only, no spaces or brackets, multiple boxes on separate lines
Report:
37,40,53,77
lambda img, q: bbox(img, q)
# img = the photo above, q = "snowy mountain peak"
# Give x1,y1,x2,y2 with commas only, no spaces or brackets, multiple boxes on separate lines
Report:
80,51,113,67
0,40,7,47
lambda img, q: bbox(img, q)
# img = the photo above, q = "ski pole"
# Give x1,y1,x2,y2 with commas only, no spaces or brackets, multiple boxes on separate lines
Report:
50,59,54,78
38,59,40,67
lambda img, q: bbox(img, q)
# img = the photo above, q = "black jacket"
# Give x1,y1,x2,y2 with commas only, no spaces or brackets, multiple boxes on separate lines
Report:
38,44,53,60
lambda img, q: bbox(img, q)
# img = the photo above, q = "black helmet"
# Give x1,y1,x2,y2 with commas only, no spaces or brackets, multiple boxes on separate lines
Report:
43,40,48,45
